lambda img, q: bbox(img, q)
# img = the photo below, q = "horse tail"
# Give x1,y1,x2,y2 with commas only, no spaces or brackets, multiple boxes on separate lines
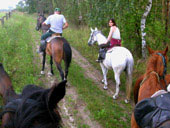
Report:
63,39,72,68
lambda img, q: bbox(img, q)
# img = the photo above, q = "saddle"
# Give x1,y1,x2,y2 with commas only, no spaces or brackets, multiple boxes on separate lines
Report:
134,92,170,128
46,33,62,43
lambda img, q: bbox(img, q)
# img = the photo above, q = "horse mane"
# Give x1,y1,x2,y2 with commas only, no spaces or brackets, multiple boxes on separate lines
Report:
4,85,62,128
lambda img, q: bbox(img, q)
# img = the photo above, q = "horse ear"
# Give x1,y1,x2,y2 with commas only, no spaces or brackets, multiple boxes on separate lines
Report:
48,80,67,109
90,27,94,32
163,46,168,56
95,27,98,31
147,45,154,55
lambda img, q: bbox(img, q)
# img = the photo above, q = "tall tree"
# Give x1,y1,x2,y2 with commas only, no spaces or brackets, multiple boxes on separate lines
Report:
165,0,169,40
141,0,152,59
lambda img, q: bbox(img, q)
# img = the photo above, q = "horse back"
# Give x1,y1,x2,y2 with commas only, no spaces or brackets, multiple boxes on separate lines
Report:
46,37,68,63
105,47,133,70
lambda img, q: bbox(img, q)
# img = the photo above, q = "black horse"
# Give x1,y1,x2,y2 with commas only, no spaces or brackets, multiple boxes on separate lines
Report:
0,63,66,128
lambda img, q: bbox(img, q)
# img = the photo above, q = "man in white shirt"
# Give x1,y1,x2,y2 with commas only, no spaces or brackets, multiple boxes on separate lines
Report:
38,8,69,53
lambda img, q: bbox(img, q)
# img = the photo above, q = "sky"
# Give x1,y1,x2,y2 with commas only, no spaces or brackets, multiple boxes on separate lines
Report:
0,0,22,9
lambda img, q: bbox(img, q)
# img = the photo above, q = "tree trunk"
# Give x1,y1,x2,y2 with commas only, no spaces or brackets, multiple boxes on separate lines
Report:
165,0,169,39
141,0,152,59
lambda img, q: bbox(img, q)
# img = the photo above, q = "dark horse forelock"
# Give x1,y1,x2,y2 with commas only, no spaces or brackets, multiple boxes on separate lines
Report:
1,82,62,128
1,85,62,128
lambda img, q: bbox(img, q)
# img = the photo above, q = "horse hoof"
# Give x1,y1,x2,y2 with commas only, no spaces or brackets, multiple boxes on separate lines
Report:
124,99,129,104
103,86,108,90
41,71,45,75
113,95,117,100
101,79,104,84
48,72,53,76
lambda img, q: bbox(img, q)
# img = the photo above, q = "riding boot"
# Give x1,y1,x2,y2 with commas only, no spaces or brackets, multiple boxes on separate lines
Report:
37,40,46,53
96,48,106,63
96,54,103,63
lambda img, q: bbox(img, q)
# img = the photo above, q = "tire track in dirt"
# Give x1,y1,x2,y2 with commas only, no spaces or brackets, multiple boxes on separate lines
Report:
31,29,102,128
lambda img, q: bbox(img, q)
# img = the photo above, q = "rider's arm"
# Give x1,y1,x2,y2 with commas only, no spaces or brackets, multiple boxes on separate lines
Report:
42,22,47,25
106,26,116,43
63,22,69,29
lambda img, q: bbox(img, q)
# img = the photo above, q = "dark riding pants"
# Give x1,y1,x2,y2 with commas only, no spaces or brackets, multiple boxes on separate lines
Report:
41,29,56,40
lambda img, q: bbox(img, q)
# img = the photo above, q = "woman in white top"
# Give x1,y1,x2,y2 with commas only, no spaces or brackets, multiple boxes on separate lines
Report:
100,18,121,49
96,18,121,62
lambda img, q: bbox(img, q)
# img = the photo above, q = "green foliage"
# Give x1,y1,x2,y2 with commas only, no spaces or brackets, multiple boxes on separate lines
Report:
0,12,41,93
20,0,169,57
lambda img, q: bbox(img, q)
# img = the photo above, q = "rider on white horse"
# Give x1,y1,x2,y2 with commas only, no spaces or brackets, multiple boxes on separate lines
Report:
96,18,121,63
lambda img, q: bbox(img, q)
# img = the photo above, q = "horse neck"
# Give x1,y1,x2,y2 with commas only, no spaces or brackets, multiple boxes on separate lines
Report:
0,66,18,103
145,56,162,76
96,33,107,45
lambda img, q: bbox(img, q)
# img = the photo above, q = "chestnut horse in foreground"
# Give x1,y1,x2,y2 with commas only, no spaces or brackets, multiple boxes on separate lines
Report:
0,63,66,128
131,46,170,128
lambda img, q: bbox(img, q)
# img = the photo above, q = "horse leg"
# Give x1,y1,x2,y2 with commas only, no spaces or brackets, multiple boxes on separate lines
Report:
41,51,46,75
113,70,121,100
48,56,54,76
56,63,64,80
100,63,108,89
131,113,139,128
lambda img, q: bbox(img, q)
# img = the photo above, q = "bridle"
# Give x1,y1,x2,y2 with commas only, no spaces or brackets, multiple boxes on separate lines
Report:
88,30,101,44
156,53,167,79
140,53,167,90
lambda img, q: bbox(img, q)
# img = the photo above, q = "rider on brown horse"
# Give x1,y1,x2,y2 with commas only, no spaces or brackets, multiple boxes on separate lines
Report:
37,8,69,53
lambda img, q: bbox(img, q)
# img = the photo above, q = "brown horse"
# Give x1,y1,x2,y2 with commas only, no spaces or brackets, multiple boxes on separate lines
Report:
0,63,66,128
36,14,72,80
131,46,170,128
133,74,170,105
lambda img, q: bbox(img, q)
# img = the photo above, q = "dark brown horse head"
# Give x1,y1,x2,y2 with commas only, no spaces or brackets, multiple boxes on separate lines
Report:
0,63,67,128
36,14,49,33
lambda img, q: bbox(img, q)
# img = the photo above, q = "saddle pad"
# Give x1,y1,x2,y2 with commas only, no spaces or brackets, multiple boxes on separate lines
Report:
46,35,61,43
134,92,170,128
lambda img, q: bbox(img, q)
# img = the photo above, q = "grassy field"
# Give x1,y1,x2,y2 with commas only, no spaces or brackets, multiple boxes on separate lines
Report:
0,12,6,17
0,12,169,128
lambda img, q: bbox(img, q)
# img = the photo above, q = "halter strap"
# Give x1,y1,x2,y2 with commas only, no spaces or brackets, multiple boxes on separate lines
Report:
140,53,167,90
156,53,167,79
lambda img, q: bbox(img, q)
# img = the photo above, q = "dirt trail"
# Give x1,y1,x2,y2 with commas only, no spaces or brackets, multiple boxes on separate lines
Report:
72,47,134,105
31,29,102,127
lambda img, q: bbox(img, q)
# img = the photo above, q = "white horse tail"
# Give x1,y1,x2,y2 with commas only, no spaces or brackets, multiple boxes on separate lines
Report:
125,53,134,103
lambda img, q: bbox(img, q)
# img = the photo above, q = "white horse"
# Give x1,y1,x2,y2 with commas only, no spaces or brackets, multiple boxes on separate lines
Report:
88,28,134,103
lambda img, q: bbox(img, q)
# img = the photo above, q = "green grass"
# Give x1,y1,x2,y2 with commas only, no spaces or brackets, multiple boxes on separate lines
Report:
0,12,41,93
0,12,6,17
1,12,169,128
68,61,132,128
0,12,132,127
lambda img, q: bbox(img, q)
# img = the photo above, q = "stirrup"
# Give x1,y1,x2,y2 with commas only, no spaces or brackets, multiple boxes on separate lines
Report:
96,59,102,63
37,48,43,54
